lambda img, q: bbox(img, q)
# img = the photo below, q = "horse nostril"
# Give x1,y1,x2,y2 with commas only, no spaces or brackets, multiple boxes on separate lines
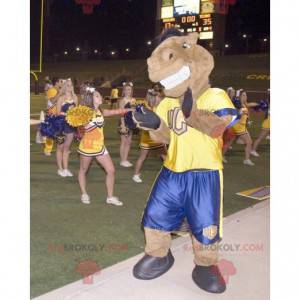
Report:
169,53,174,60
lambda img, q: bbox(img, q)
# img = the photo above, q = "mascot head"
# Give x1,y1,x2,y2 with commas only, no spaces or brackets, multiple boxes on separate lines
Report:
147,29,214,98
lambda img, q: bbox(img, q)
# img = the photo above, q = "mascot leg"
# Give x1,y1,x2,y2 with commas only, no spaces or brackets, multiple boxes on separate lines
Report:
133,228,174,280
191,234,226,294
133,167,183,280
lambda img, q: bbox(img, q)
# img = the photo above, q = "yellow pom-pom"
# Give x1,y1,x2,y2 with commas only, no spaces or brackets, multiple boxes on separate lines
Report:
66,105,94,127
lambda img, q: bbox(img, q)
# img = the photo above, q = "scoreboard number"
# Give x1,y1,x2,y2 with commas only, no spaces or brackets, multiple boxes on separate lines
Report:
181,16,196,23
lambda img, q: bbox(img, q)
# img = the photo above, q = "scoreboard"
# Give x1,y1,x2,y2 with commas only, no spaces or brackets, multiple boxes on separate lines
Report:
160,0,215,40
162,13,214,40
156,0,229,53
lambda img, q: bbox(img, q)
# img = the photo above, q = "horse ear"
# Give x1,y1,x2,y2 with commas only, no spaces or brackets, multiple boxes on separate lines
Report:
186,32,199,45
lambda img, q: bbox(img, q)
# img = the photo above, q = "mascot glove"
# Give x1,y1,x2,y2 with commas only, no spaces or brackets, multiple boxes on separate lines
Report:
124,106,160,130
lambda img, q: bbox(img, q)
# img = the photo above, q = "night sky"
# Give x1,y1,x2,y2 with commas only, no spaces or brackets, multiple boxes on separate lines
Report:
30,0,270,61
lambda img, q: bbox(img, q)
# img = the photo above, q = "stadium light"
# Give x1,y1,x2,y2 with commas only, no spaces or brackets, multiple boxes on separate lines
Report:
111,51,116,55
125,48,130,52
94,49,98,53
225,44,229,48
147,41,152,46
64,51,68,55
76,47,80,52
242,34,247,38
263,38,268,42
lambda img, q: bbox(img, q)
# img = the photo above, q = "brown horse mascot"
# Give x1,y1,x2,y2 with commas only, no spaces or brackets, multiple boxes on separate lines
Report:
125,29,239,294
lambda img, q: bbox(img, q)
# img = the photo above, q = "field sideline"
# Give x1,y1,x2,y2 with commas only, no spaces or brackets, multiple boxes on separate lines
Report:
30,94,269,298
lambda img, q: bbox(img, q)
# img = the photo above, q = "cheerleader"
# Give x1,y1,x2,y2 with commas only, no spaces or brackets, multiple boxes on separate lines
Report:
132,88,167,183
223,89,255,166
43,77,63,156
110,85,119,109
118,82,136,167
56,79,78,177
78,87,131,205
251,89,270,156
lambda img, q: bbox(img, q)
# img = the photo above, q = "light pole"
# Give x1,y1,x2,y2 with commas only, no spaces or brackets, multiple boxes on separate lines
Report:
243,34,249,54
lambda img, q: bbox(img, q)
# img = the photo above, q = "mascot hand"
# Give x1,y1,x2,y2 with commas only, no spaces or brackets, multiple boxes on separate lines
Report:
124,106,160,130
181,88,194,118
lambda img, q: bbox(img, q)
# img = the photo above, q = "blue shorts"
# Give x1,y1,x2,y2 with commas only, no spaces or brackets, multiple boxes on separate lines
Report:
142,167,223,245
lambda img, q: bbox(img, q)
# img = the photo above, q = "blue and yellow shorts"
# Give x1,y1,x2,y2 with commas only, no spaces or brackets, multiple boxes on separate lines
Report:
142,167,223,245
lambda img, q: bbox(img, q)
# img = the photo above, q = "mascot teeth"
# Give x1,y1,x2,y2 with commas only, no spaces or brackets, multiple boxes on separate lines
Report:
160,66,190,90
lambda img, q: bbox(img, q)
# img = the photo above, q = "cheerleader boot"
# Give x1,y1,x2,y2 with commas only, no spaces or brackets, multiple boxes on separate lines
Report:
57,169,67,177
64,169,74,177
81,194,90,204
106,196,123,206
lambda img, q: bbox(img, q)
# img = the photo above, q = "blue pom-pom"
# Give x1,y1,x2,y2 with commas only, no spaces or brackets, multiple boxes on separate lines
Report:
232,97,241,109
124,111,137,130
254,100,269,112
40,115,66,138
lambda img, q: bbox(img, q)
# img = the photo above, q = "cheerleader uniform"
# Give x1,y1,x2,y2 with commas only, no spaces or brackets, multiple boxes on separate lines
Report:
44,88,58,154
118,98,136,135
262,109,270,130
44,101,58,154
78,110,108,157
139,130,165,150
232,108,249,136
61,100,77,134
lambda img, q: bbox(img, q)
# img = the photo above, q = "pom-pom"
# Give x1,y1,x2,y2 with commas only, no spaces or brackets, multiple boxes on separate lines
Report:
254,100,269,112
232,97,241,109
39,115,65,138
66,105,94,127
124,111,136,130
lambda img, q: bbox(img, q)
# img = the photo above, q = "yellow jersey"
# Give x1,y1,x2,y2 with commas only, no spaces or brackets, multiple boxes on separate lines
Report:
78,110,106,156
232,110,248,135
140,130,165,150
111,88,119,98
155,88,235,172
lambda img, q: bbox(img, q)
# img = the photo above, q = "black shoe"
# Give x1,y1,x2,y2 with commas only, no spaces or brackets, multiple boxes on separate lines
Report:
192,265,226,294
133,250,175,280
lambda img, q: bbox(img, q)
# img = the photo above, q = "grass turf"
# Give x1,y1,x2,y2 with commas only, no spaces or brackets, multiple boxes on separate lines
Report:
30,94,269,298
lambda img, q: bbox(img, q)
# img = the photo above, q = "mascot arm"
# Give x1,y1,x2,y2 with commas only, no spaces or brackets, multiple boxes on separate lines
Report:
182,89,239,138
186,107,240,138
185,110,232,138
149,119,170,144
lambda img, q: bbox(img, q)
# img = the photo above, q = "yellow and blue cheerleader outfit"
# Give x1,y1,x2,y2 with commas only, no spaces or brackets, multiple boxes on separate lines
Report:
262,109,270,130
118,98,137,135
44,87,58,153
232,108,249,136
78,110,108,157
61,100,77,134
142,88,238,245
139,130,165,150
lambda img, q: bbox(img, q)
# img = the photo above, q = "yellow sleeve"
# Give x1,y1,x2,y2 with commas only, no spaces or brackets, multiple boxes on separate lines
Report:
197,88,235,112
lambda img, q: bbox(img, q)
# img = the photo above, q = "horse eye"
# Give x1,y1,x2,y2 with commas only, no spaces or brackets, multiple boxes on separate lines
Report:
182,42,190,49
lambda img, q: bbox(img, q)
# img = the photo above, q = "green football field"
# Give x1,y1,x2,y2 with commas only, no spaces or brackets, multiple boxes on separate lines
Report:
30,94,270,298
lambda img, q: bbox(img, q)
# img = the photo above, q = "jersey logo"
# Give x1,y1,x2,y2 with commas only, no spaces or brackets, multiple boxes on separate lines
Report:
167,107,188,135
